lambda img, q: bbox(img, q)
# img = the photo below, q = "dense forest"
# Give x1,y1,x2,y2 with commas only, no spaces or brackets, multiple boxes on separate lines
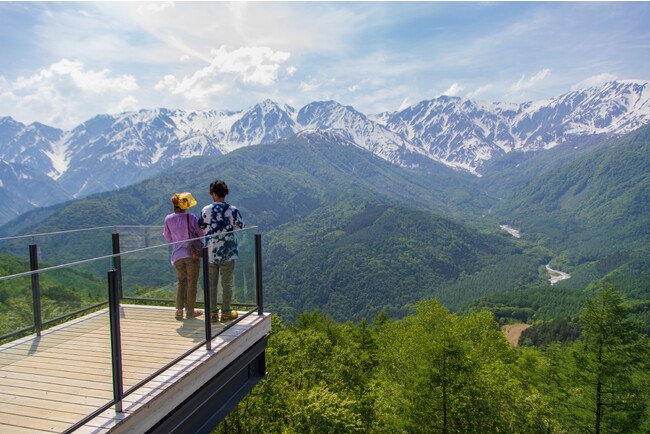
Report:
215,286,649,433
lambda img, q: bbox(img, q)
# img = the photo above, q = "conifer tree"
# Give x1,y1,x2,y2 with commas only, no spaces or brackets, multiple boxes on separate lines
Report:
568,285,650,433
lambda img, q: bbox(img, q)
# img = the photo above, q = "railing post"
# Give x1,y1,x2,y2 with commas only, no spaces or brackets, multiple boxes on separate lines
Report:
112,232,123,300
202,245,212,350
29,244,43,336
108,270,124,412
255,234,263,315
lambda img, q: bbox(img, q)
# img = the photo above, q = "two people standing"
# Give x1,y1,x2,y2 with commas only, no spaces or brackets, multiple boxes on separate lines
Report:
163,180,244,322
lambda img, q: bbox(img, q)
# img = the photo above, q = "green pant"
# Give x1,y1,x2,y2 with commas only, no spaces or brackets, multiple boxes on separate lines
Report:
209,260,236,313
173,257,200,312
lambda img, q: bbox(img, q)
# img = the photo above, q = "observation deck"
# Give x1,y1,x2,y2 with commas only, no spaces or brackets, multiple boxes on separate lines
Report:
0,226,269,433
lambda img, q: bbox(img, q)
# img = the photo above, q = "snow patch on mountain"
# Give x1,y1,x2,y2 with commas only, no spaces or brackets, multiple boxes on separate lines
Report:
0,80,648,198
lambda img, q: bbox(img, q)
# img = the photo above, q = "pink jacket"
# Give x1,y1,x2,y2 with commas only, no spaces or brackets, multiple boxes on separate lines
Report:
163,212,204,264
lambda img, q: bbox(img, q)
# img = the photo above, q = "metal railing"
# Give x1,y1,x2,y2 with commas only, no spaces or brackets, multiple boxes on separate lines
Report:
0,225,264,432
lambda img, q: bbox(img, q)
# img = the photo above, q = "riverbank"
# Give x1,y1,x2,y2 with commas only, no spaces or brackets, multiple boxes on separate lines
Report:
546,264,571,285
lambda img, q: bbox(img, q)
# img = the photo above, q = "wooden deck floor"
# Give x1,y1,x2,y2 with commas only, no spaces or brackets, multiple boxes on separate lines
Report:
0,305,271,433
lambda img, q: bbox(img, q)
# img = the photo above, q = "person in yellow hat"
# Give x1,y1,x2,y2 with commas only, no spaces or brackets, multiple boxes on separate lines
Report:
163,192,204,319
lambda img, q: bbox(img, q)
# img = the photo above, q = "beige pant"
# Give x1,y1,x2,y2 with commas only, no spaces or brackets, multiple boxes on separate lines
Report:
174,257,201,312
209,260,235,313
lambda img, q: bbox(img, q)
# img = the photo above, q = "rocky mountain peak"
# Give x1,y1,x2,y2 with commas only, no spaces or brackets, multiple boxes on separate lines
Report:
0,80,648,206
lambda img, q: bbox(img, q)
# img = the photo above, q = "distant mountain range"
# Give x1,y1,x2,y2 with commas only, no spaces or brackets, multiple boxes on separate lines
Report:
0,80,648,223
2,124,647,322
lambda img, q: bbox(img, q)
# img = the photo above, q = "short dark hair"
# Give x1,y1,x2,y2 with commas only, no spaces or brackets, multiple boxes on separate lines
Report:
210,179,229,197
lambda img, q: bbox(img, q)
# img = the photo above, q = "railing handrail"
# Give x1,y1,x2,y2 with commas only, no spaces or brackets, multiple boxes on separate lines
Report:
0,224,165,242
0,225,259,281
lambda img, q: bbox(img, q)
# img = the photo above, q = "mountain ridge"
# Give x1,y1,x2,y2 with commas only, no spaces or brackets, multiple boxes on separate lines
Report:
0,125,646,322
0,80,648,223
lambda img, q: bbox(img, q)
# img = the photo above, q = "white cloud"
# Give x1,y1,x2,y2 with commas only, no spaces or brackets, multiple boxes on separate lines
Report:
571,73,617,91
109,96,139,114
511,68,552,92
299,80,320,92
441,82,465,97
0,59,139,129
14,59,137,93
348,84,360,92
209,46,291,86
155,74,229,106
156,46,291,105
286,66,297,77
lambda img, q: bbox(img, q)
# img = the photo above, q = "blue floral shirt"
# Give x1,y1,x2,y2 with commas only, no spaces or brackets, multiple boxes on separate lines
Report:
198,202,244,263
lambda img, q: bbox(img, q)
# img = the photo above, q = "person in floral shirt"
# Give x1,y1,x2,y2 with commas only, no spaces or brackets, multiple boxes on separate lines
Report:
199,179,244,322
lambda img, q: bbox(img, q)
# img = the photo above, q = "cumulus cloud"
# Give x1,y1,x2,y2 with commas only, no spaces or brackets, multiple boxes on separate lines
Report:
511,68,551,92
13,59,138,93
109,96,140,114
0,59,138,129
155,45,291,105
215,46,290,85
286,66,297,77
571,73,617,91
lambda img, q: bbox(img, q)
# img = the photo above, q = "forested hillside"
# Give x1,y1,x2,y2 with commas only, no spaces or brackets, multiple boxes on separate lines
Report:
472,125,650,328
495,125,649,256
1,133,537,322
216,287,650,433
0,126,648,328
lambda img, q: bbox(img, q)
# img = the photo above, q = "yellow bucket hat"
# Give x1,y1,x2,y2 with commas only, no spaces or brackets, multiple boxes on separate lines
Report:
175,192,197,210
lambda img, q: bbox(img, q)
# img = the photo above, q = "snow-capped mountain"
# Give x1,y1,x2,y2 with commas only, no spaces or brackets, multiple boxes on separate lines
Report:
227,99,297,148
0,159,72,222
0,80,648,204
0,117,65,177
381,80,650,173
297,101,426,164
383,97,514,173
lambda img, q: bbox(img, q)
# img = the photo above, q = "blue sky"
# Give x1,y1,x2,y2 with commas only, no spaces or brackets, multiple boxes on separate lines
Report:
0,1,648,129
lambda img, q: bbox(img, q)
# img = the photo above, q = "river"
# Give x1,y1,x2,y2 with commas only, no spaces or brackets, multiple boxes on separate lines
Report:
545,264,571,285
499,225,570,285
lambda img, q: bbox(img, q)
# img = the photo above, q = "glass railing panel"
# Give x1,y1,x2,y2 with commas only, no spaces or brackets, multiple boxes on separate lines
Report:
117,240,207,393
0,226,117,273
0,256,113,341
0,225,168,275
0,274,36,338
200,227,258,336
0,256,115,429
114,225,166,253
38,258,112,325
119,239,181,302
0,239,32,274
226,227,258,312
